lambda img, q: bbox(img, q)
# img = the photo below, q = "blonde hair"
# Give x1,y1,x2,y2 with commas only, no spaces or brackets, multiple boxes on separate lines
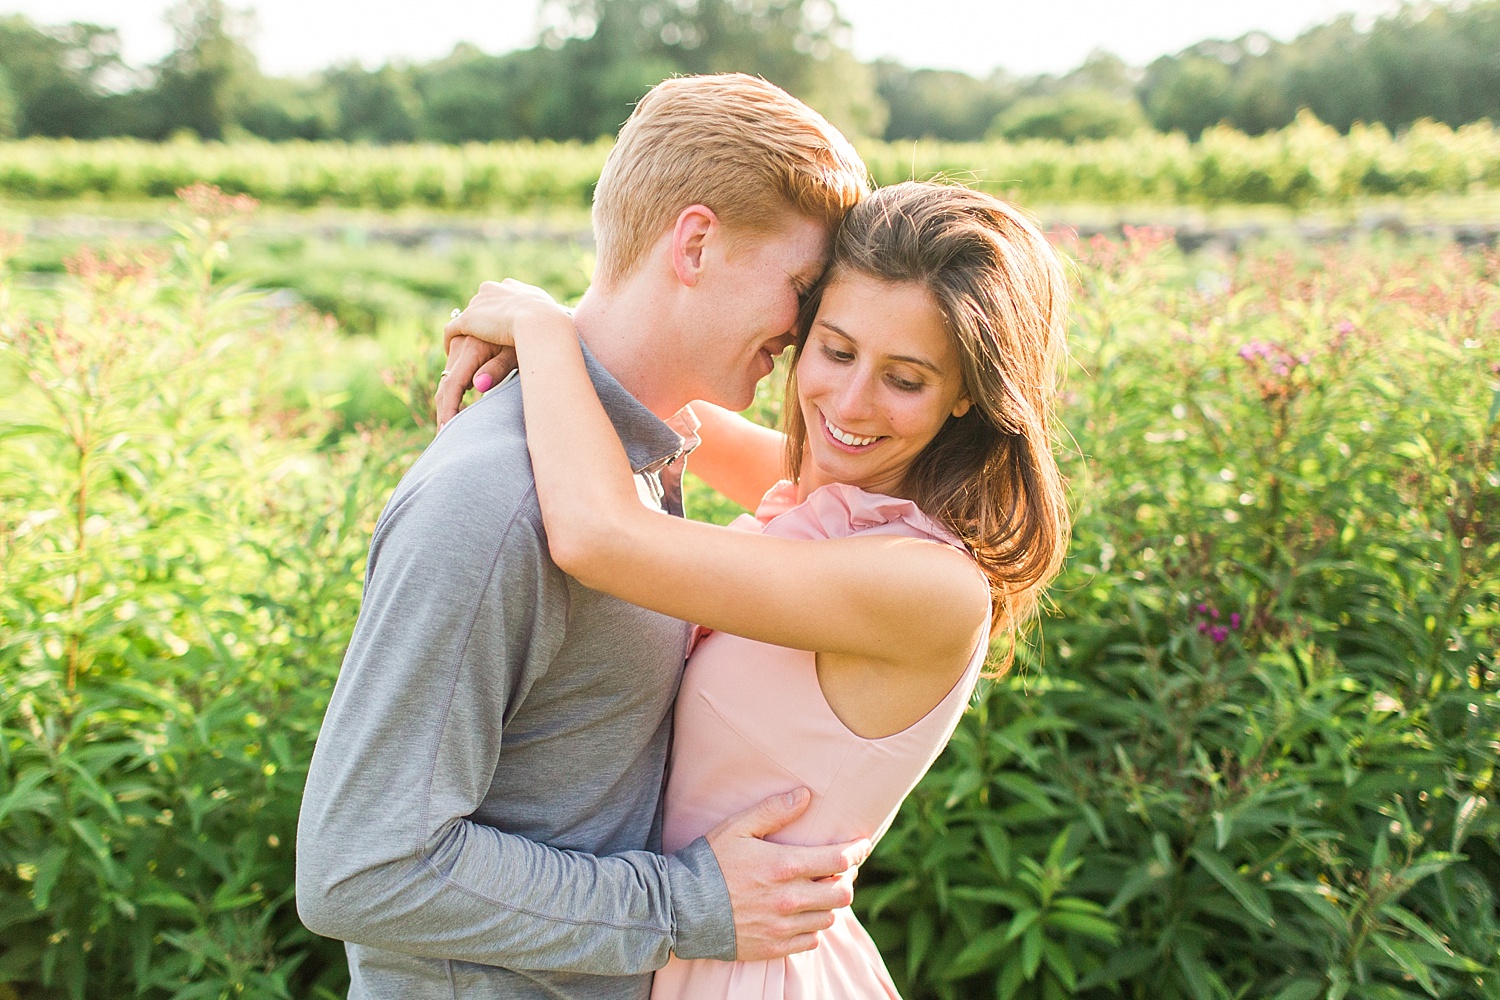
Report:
783,182,1072,671
591,74,869,287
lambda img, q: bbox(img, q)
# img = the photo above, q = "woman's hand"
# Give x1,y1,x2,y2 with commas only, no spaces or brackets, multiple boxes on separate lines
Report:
435,280,572,429
443,279,565,354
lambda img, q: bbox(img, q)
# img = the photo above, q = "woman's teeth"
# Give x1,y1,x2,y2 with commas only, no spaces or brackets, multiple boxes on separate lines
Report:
825,415,879,447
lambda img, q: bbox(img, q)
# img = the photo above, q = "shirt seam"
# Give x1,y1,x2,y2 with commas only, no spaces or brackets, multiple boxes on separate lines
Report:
411,853,672,936
414,484,546,858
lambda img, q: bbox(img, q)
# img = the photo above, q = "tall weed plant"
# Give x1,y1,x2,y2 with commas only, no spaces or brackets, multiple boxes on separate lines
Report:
854,230,1500,999
0,187,425,998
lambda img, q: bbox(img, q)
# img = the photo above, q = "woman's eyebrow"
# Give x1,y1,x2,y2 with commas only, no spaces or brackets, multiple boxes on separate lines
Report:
816,319,945,375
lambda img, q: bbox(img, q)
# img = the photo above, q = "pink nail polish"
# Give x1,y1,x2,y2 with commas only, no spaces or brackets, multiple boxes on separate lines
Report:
474,373,494,393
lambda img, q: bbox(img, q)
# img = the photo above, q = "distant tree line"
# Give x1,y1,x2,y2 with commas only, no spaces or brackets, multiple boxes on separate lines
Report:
1,0,1497,146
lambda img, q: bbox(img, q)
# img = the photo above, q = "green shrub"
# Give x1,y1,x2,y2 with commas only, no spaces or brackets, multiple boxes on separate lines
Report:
854,230,1500,998
0,188,428,998
0,115,1498,210
989,90,1148,143
1,195,1496,998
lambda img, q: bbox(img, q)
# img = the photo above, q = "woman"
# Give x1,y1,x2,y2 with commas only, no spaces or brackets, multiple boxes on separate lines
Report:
446,181,1070,998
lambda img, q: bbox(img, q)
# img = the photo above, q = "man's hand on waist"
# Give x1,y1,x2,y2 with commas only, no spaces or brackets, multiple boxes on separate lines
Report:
704,787,870,962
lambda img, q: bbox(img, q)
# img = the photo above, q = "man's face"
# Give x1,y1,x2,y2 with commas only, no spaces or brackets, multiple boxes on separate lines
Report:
686,213,830,411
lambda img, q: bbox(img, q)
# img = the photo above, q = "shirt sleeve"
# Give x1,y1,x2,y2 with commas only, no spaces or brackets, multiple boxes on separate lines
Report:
294,477,735,972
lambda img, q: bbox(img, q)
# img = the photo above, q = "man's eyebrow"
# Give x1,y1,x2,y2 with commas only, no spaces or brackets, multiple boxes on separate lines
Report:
816,319,945,375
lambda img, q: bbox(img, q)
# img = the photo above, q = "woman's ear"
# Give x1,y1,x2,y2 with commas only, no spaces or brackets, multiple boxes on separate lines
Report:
951,397,973,419
671,204,718,287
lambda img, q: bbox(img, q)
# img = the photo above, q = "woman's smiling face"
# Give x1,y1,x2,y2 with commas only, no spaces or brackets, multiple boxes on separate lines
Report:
794,272,972,498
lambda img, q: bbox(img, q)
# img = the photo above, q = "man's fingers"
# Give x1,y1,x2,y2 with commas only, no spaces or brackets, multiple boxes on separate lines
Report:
714,788,812,842
781,932,821,956
434,336,489,429
775,837,871,882
783,872,856,914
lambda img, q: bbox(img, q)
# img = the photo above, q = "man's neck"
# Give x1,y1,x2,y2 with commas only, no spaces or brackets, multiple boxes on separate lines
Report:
572,285,687,420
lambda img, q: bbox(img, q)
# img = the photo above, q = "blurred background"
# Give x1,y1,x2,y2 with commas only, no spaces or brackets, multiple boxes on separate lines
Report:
0,0,1494,146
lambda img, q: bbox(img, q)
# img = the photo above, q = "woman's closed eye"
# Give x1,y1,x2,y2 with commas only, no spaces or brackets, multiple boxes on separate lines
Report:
887,374,925,392
821,344,855,363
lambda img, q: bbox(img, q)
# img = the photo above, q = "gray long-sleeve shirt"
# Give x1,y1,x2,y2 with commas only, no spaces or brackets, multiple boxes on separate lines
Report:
295,347,736,999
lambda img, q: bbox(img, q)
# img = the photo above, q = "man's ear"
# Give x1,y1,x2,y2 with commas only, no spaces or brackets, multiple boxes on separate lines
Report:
670,204,718,287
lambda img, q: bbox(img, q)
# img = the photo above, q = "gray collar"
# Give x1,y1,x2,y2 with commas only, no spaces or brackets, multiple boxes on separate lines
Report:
579,340,686,475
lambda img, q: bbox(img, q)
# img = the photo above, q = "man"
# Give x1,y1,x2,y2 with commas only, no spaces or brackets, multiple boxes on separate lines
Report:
295,74,871,998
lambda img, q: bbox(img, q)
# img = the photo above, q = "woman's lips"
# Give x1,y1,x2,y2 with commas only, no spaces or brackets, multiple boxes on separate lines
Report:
820,411,883,452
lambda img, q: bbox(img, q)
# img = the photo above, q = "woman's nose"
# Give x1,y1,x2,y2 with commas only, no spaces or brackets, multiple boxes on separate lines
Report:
835,369,877,420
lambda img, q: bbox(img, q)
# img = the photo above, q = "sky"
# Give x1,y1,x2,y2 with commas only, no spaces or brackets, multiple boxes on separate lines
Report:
1,0,1404,79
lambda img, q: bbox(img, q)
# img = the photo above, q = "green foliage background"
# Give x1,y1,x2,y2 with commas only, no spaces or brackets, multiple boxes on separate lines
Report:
1,113,1498,211
2,0,1499,145
0,191,1497,999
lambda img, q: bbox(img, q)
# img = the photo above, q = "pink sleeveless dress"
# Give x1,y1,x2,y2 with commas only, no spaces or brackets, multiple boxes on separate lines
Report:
651,481,989,1000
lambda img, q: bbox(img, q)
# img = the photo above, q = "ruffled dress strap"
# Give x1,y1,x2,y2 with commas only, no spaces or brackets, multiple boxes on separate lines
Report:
753,480,967,551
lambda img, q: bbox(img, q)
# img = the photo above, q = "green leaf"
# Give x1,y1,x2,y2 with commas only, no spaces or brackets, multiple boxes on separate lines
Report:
1077,946,1157,989
1045,908,1120,943
1050,897,1107,915
1451,794,1486,852
1021,923,1044,980
1269,980,1324,1000
30,844,69,911
136,890,201,918
1174,946,1225,1000
993,773,1057,812
1078,801,1111,848
977,821,1013,880
945,924,1010,980
1328,966,1351,1000
67,818,117,876
1004,908,1042,943
906,910,933,983
1107,858,1166,915
1371,933,1438,997
943,768,986,808
1384,904,1452,956
0,422,62,440
996,956,1025,1000
1041,939,1076,991
1190,847,1273,926
0,768,54,823
949,886,1030,910
1212,809,1231,850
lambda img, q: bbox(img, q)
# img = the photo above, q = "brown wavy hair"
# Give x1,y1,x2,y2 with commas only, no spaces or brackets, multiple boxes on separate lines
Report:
783,182,1071,670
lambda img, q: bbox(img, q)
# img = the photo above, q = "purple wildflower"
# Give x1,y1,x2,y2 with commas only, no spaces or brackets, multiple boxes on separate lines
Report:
1210,626,1229,643
1230,612,1242,630
1198,621,1209,634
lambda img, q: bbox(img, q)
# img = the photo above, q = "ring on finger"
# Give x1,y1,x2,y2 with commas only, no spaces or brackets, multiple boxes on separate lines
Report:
439,369,451,380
